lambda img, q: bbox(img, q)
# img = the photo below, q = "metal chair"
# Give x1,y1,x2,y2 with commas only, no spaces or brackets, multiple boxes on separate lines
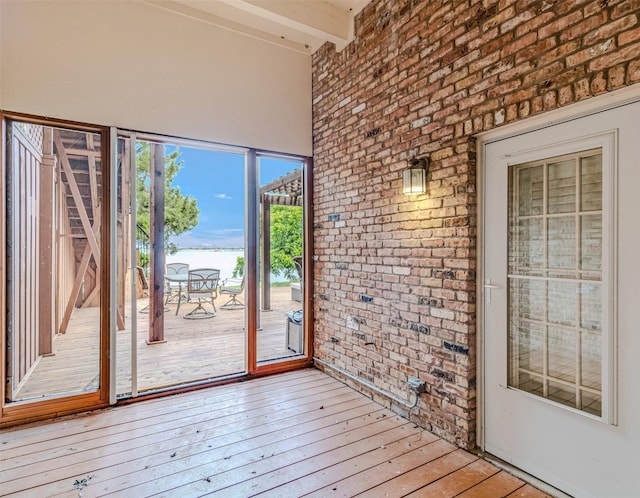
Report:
165,262,188,305
219,276,245,309
179,268,220,319
137,266,150,313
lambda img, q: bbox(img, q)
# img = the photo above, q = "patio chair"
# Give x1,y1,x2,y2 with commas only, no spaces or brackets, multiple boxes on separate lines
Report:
136,266,150,313
165,262,189,305
291,256,303,302
219,276,245,309
179,268,220,319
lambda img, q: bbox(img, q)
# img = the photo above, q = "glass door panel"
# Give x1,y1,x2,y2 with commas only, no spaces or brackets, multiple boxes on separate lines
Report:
508,150,604,416
115,136,247,397
257,156,305,363
5,120,103,403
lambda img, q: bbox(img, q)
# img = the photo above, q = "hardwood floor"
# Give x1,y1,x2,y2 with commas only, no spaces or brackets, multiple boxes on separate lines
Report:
0,369,551,497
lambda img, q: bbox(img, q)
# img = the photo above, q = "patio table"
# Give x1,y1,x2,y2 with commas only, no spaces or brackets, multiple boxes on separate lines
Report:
165,273,189,315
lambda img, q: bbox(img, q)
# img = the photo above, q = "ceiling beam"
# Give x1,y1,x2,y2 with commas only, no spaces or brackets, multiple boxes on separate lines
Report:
220,0,351,46
142,0,311,54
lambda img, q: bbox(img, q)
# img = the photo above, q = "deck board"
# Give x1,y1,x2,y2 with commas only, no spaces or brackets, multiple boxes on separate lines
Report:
13,286,300,400
0,370,552,498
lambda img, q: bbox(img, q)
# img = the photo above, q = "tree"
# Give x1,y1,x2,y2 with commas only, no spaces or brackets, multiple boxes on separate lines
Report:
136,142,199,263
270,205,303,280
232,205,302,280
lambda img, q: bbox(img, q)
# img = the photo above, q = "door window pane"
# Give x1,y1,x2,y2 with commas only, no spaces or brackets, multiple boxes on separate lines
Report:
257,157,305,363
508,150,603,416
5,122,102,402
547,217,576,271
515,219,544,272
581,215,602,273
548,160,576,214
518,166,544,216
581,155,602,211
117,140,247,396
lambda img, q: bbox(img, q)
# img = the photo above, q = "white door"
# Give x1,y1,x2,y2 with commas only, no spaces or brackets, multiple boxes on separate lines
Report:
483,100,640,498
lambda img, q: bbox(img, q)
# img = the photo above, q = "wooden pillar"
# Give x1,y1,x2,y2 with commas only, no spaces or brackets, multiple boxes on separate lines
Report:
261,197,271,311
38,128,55,355
147,142,165,344
116,139,129,330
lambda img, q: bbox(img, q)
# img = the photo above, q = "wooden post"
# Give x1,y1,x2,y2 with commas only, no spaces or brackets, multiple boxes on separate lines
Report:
38,128,55,355
261,197,271,311
147,142,165,344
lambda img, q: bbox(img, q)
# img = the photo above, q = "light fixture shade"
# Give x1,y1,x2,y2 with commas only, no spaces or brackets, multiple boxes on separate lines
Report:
403,158,428,194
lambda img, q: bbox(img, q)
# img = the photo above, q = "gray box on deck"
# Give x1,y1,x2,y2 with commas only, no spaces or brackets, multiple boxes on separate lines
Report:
286,310,303,353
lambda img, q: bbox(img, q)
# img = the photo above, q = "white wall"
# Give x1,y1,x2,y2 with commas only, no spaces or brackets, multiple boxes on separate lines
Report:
0,0,312,156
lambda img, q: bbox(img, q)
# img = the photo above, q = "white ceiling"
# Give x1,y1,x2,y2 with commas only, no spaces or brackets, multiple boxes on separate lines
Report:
142,0,371,54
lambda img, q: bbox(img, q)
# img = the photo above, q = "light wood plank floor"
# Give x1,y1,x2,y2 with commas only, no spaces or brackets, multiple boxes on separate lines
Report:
14,286,302,400
0,369,551,497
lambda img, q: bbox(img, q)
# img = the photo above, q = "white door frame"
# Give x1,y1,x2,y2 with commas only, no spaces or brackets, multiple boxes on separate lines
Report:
476,82,640,449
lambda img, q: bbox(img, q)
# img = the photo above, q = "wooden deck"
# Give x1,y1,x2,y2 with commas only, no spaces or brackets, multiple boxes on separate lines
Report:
0,369,551,497
14,286,302,400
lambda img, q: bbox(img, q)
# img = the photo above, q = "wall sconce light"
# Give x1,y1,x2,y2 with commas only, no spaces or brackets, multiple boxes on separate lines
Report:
403,157,428,195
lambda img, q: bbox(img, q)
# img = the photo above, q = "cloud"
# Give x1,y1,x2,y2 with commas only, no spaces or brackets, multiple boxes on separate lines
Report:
214,193,232,200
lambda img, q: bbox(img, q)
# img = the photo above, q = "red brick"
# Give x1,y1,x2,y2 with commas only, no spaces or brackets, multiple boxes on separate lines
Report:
559,85,574,105
559,11,609,42
589,41,640,71
500,31,538,58
538,40,581,67
312,0,639,451
629,59,640,83
611,0,640,20
515,11,555,38
591,71,607,94
514,37,557,64
619,26,640,46
608,64,627,90
538,10,584,39
584,14,638,45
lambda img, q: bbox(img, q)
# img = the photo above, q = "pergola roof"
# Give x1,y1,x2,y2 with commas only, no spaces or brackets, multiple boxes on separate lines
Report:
260,168,302,206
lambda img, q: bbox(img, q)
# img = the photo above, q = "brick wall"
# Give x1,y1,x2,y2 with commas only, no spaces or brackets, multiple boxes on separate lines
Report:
311,0,640,449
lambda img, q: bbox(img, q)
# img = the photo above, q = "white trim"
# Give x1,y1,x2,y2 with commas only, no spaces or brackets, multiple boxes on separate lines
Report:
129,134,139,398
476,85,639,448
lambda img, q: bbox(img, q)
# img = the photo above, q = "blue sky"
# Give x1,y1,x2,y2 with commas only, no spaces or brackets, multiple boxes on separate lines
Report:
167,146,301,248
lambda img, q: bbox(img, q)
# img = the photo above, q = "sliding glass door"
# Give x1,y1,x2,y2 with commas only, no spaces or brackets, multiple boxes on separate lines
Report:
115,135,249,397
1,116,311,423
1,115,110,422
257,156,306,364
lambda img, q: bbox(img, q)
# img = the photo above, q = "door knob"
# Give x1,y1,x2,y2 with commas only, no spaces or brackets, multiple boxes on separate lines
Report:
483,278,501,304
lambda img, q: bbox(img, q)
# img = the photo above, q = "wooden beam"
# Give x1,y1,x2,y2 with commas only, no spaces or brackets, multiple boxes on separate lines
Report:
260,168,301,195
38,128,56,355
147,143,165,344
58,215,101,334
86,134,99,220
52,131,101,268
262,193,302,206
61,148,101,158
80,279,99,309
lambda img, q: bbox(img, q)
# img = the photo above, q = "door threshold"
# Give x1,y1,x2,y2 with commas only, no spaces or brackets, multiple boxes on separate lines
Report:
476,451,573,498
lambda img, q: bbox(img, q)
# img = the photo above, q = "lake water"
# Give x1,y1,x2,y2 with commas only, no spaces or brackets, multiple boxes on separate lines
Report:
166,249,288,283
